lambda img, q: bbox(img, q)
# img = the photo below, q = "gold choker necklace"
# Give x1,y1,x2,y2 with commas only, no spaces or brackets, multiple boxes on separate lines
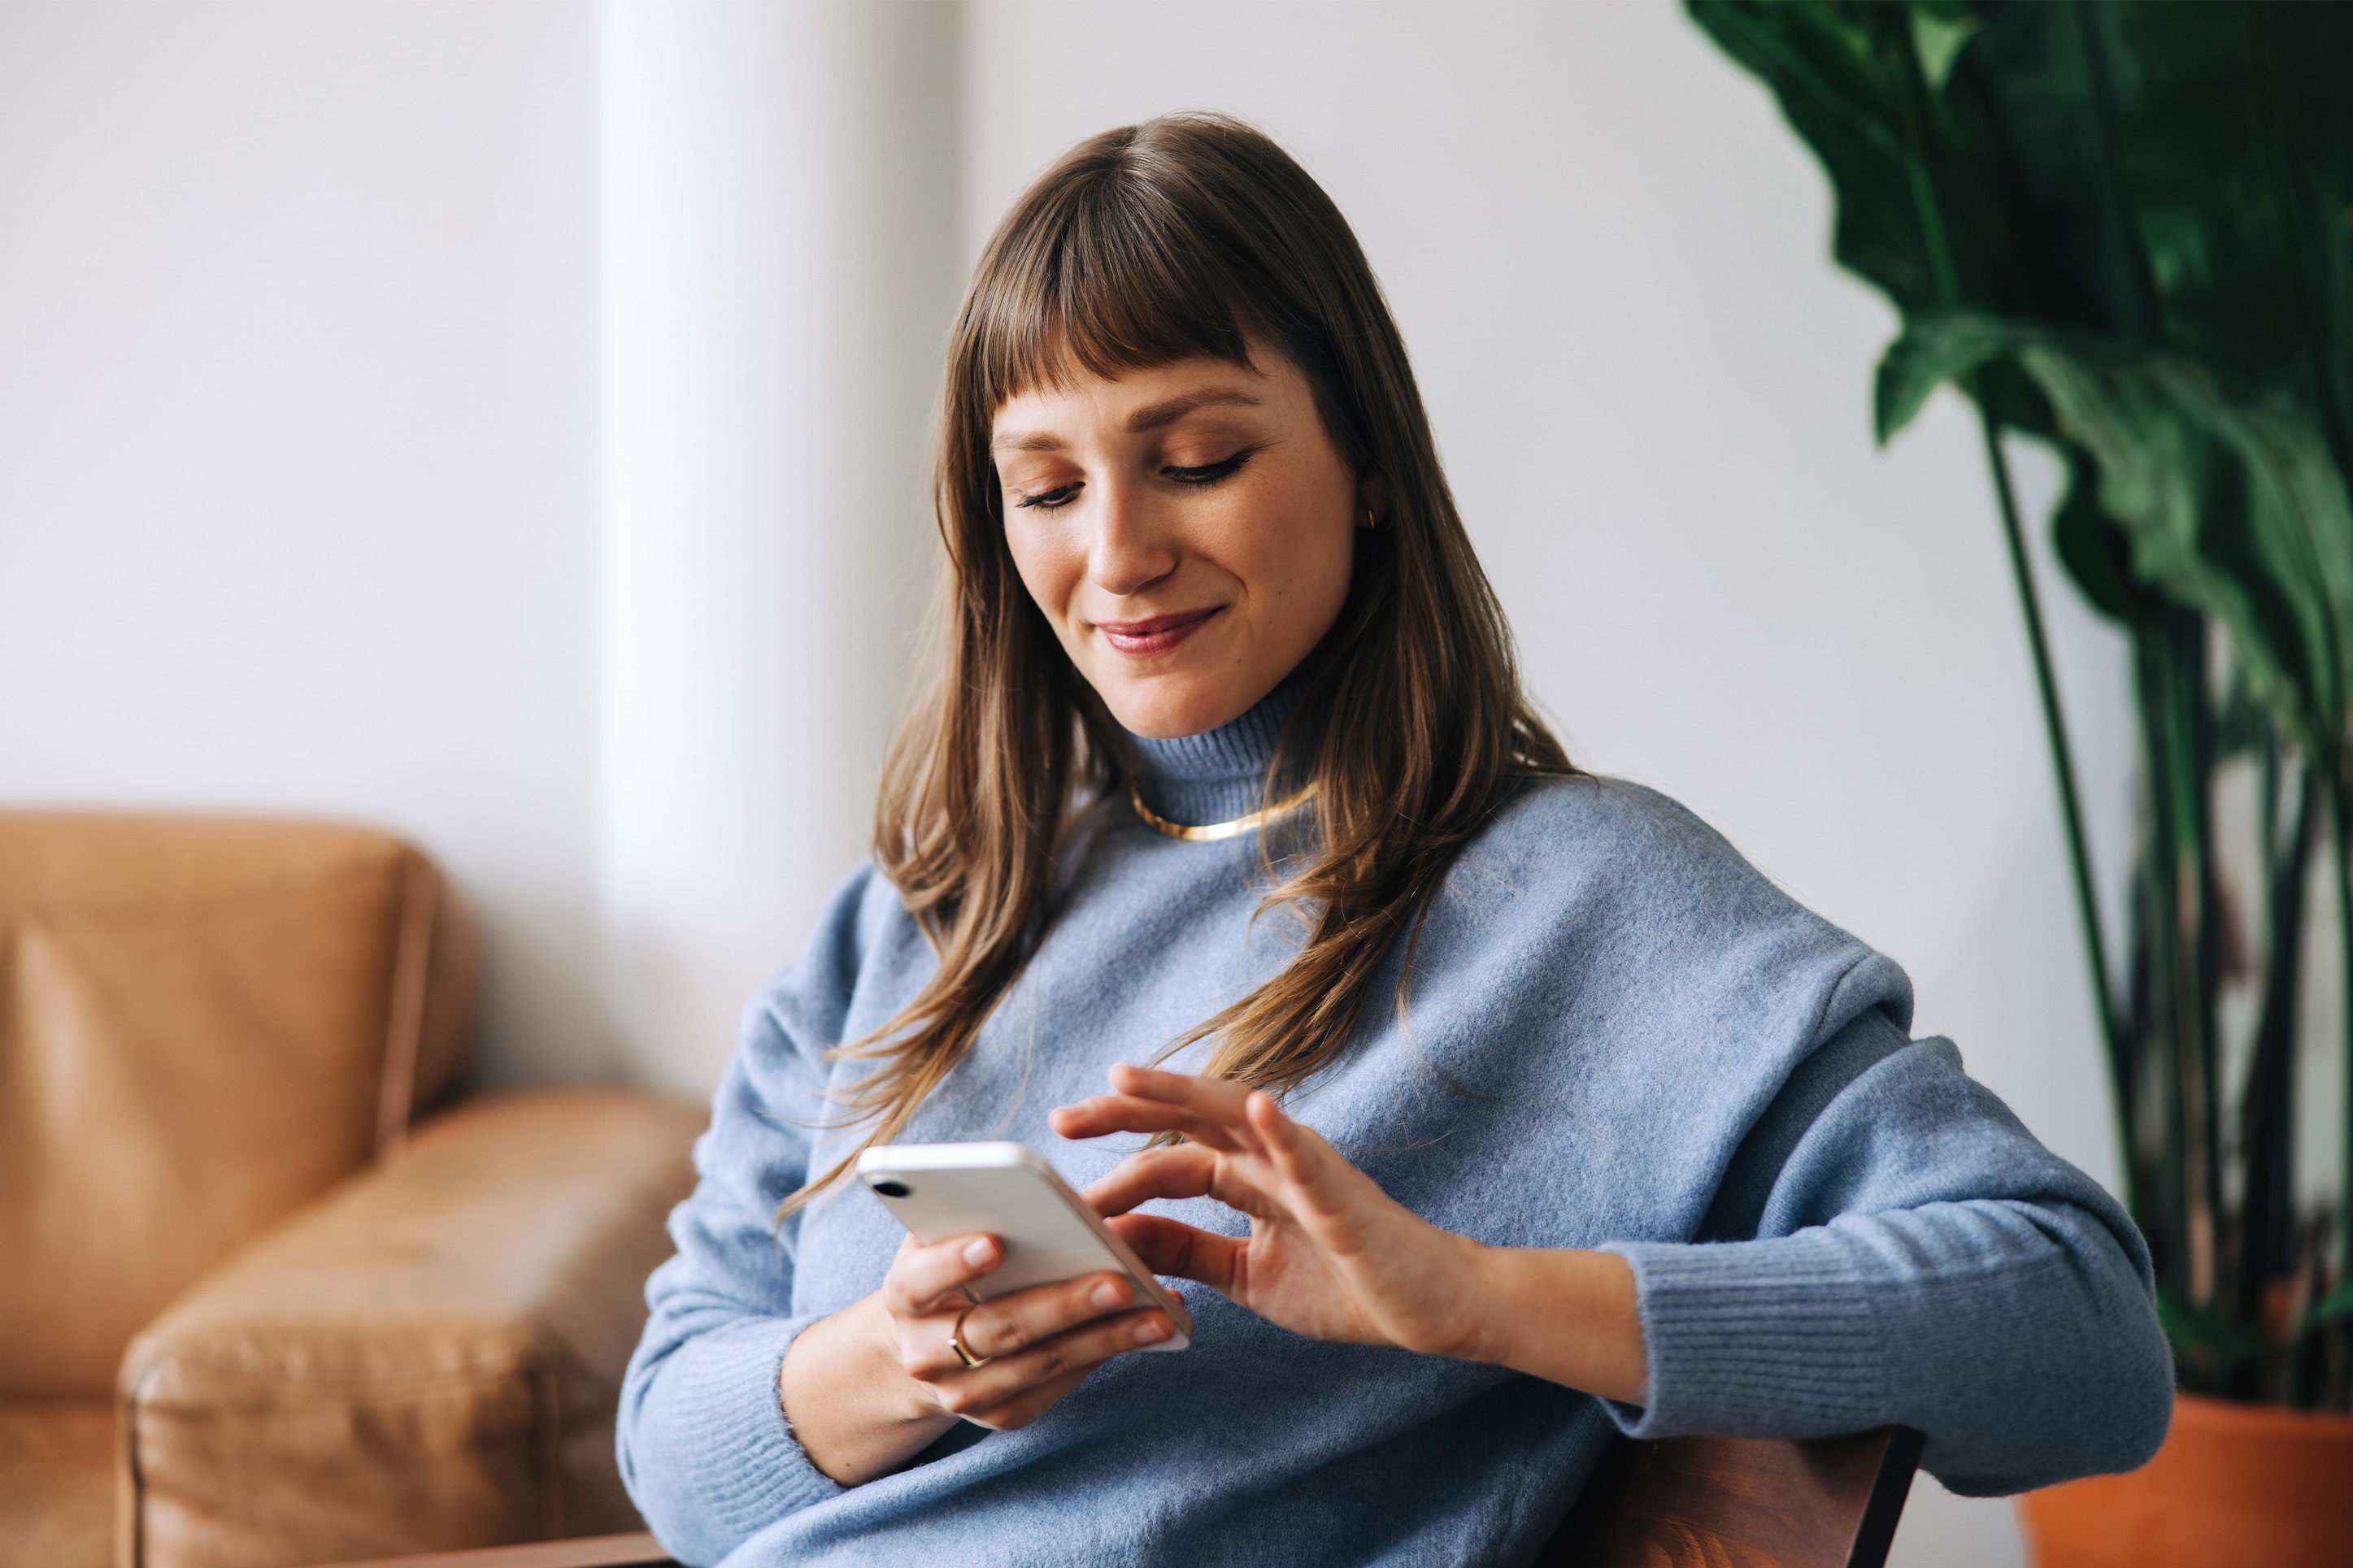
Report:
1129,782,1320,843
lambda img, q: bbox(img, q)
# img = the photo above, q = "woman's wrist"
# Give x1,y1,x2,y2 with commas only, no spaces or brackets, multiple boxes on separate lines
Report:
1462,1242,1649,1405
779,1292,959,1485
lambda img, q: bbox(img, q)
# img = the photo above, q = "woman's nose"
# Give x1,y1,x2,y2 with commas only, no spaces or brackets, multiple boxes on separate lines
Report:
1086,481,1177,597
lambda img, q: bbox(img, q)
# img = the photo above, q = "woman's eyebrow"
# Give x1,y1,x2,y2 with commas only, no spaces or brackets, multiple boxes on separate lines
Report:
1126,389,1261,432
991,388,1264,457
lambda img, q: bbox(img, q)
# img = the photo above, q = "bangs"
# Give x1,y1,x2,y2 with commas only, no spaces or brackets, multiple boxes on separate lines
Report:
966,146,1269,411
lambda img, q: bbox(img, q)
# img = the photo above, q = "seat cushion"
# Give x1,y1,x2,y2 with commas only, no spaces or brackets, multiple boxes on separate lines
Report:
0,814,476,1397
0,1396,115,1568
121,1092,702,1568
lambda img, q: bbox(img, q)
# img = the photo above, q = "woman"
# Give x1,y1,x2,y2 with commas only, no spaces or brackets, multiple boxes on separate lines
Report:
619,114,2171,1566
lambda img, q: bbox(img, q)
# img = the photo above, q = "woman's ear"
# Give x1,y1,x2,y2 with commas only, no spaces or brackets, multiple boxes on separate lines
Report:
1356,475,1390,530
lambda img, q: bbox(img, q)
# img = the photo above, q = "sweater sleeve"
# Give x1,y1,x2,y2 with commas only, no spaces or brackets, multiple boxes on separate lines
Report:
1599,1007,2174,1495
615,871,881,1564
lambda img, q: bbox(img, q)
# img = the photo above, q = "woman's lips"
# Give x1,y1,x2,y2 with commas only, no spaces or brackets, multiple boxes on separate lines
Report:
1095,607,1223,659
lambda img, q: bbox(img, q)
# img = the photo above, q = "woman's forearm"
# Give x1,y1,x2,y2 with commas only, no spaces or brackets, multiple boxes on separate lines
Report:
780,1244,1646,1488
779,1292,959,1485
1464,1244,1648,1405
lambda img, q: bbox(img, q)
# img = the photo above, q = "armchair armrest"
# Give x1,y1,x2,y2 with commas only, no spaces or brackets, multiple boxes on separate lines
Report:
120,1092,704,1568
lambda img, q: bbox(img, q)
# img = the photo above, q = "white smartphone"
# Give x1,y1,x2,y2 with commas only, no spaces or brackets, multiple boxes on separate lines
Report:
855,1141,1194,1352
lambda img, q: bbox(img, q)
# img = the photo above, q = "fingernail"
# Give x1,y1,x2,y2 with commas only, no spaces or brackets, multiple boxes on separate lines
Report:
1090,1280,1125,1310
963,1239,994,1267
1133,1318,1171,1344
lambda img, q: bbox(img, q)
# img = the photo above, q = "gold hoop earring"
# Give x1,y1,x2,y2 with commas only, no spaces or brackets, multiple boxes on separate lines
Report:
1362,508,1377,530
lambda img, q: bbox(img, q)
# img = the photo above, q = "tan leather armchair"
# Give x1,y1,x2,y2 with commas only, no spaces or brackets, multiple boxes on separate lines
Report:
0,814,704,1568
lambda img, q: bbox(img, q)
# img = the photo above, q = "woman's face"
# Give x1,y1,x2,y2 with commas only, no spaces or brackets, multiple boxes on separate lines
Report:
992,346,1365,740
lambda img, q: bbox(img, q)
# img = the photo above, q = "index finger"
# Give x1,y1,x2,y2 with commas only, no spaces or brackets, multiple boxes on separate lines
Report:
1109,1063,1258,1119
1047,1092,1246,1152
1049,1065,1261,1153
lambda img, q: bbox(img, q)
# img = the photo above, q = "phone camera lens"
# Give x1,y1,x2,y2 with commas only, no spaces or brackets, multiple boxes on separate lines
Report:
870,1179,911,1198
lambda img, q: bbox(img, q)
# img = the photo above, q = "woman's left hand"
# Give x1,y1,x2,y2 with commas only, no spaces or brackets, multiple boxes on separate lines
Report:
1050,1065,1647,1403
1050,1064,1494,1360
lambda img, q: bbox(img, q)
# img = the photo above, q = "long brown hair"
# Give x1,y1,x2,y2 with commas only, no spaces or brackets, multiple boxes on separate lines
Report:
781,113,1572,1215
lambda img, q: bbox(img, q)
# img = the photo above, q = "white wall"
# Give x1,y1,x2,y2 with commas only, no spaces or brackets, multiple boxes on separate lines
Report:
1,5,2138,1556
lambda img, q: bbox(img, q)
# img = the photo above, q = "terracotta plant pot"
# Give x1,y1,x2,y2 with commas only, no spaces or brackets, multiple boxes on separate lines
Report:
2020,1391,2353,1568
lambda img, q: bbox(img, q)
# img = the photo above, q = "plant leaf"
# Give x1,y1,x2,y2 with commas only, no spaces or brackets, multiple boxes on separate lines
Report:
2051,443,2164,628
1686,2,1933,314
2302,1279,2353,1337
1874,312,2012,443
1909,6,1980,94
2019,349,2353,762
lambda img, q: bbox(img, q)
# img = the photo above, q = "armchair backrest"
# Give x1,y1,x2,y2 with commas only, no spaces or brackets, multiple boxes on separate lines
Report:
0,813,476,1396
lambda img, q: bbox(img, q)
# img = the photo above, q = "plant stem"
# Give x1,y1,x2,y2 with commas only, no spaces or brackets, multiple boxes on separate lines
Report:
2238,758,2315,1317
2173,615,2221,1308
2138,625,2191,1296
2335,788,2353,1276
1977,387,2129,1145
1879,7,2131,1186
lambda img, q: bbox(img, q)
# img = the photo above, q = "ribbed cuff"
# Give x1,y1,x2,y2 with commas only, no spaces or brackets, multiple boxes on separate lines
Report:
657,1314,843,1535
1598,1237,1887,1440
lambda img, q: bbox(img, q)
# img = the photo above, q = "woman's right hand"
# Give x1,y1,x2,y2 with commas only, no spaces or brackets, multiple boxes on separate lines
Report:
880,1229,1178,1428
778,1231,1175,1486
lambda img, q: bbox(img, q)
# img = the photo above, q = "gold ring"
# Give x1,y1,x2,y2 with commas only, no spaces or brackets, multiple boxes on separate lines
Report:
950,1308,990,1369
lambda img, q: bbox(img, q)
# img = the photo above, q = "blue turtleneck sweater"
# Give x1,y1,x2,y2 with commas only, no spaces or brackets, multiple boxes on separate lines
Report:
617,687,2172,1567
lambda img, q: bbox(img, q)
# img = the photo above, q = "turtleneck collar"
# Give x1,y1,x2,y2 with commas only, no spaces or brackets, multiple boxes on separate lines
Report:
1125,677,1307,828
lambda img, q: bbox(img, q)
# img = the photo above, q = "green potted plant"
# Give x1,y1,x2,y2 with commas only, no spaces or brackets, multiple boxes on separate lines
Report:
1682,2,2353,1562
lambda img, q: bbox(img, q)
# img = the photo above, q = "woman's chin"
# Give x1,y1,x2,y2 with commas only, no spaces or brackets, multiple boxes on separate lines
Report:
1093,670,1261,741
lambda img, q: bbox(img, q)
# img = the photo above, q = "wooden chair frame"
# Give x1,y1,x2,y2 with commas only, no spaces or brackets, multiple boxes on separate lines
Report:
311,1427,1926,1568
1543,1426,1927,1568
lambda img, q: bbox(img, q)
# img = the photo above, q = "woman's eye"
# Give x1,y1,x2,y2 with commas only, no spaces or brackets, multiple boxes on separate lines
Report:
1163,450,1251,487
1015,483,1082,510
